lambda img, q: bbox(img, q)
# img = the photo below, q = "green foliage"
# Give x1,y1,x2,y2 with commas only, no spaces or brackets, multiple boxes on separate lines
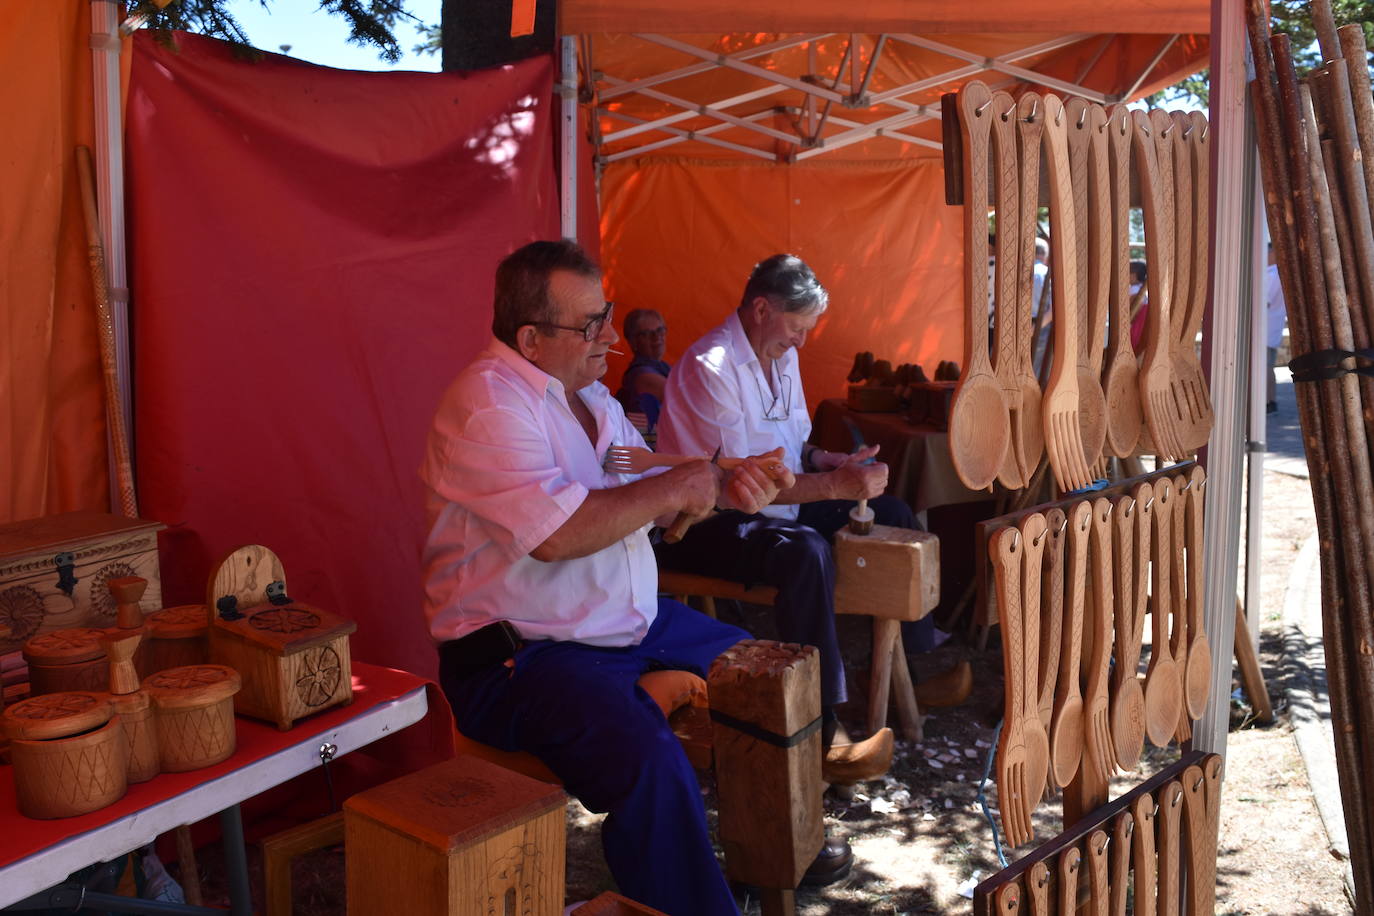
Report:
127,0,422,63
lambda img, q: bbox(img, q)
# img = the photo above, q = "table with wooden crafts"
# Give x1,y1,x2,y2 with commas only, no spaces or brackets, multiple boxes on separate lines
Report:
0,662,441,914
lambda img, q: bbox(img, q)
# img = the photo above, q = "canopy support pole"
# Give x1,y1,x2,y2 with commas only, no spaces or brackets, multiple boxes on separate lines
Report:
1196,0,1254,759
560,35,578,242
1244,197,1269,660
90,0,133,510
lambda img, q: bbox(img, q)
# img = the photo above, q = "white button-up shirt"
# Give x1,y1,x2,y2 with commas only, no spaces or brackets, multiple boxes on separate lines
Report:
419,339,657,646
658,312,811,520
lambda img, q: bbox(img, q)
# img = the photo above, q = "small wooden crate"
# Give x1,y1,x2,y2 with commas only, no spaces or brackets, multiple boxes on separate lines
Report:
0,511,166,655
143,664,240,772
145,604,210,674
206,545,356,730
833,525,940,621
22,627,109,695
3,691,128,818
344,754,567,916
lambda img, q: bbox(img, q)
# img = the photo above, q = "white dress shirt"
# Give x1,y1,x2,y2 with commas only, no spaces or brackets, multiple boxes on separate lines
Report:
1265,263,1287,349
419,338,658,646
657,312,811,520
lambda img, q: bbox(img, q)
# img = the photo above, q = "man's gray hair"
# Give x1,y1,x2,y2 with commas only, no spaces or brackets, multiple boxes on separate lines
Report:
739,254,829,314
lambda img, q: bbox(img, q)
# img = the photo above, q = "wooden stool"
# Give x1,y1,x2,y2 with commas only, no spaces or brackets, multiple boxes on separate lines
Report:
833,525,940,742
344,754,566,916
657,570,778,619
260,812,344,916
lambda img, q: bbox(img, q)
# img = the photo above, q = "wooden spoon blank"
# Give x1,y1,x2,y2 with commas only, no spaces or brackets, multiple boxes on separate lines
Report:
1101,105,1142,457
950,80,1011,489
1050,500,1092,787
1110,491,1146,769
1184,466,1212,719
1144,477,1183,746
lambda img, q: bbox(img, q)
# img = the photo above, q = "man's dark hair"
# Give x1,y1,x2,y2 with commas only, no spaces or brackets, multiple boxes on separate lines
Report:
623,308,663,338
739,254,829,314
492,240,600,348
1129,259,1148,285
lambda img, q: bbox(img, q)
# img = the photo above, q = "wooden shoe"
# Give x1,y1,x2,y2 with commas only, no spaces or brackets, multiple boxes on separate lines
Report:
913,659,973,708
822,726,894,784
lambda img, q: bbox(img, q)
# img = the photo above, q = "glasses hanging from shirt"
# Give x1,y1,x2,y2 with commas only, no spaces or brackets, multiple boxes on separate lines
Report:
753,365,793,421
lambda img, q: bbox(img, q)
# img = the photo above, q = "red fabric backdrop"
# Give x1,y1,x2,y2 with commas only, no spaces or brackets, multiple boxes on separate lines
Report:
128,32,559,679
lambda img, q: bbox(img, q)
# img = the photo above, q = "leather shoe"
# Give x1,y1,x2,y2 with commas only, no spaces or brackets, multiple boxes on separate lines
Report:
800,836,854,887
822,726,894,784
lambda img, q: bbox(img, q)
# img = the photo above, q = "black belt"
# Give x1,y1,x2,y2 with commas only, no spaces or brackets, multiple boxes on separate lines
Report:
439,620,524,675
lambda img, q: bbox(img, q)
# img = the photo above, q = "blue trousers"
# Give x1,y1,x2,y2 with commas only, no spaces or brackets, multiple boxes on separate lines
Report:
439,599,748,916
654,494,924,710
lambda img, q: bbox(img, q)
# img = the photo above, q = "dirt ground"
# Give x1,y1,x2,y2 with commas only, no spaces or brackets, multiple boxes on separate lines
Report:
185,467,1348,914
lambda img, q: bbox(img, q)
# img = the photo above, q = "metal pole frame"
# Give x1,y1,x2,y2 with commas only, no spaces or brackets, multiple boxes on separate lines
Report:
559,35,578,241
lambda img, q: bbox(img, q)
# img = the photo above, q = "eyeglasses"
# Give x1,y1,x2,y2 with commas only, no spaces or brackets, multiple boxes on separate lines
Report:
533,301,615,342
752,365,793,421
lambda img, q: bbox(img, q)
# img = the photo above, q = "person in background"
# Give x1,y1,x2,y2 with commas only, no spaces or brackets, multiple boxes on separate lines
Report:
1265,243,1286,413
618,306,670,425
656,253,939,791
1031,237,1053,373
1129,259,1149,352
420,240,790,915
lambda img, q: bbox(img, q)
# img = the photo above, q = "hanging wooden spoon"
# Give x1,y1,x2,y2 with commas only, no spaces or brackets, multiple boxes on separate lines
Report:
1015,92,1047,477
994,525,1031,847
1028,861,1051,916
1199,755,1223,915
1110,489,1146,769
1184,465,1211,720
1180,763,1209,916
950,80,1011,490
1157,780,1184,916
1066,97,1107,471
1170,473,1192,743
1050,500,1092,787
1038,507,1068,735
1144,477,1183,747
1020,512,1051,809
1132,108,1181,461
1177,112,1214,450
1058,845,1083,916
1131,792,1158,916
1087,828,1110,916
996,882,1023,914
1109,810,1134,916
1167,111,1201,451
1101,106,1142,457
1083,497,1117,784
991,89,1028,489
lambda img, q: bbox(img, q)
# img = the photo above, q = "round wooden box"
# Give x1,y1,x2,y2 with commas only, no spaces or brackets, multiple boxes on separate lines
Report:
2,691,128,819
143,664,241,772
23,628,110,695
144,605,210,674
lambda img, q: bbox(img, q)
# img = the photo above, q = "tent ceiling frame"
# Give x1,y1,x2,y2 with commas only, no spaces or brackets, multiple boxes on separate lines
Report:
1123,35,1181,102
592,32,1114,163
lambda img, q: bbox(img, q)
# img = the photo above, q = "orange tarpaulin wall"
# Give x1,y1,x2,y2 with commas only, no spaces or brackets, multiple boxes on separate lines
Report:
1,4,111,522
585,27,1210,409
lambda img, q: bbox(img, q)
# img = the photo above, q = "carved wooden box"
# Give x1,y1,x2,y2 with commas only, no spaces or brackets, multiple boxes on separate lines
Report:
2,691,128,819
344,754,567,916
143,664,241,772
0,511,165,657
206,546,356,731
22,627,109,695
145,604,210,674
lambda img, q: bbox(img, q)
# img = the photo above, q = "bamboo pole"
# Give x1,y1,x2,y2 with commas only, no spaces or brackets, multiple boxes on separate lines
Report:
76,145,138,519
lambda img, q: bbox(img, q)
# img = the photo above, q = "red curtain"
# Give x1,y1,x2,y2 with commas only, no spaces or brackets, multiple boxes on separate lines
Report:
128,32,559,678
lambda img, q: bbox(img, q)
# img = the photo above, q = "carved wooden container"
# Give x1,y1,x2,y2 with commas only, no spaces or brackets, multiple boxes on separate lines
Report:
143,664,241,772
0,511,166,656
344,754,567,916
207,546,356,731
23,628,109,695
2,691,128,819
145,605,210,674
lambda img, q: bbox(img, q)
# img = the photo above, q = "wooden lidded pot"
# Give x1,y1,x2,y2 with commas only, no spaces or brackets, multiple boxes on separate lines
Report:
144,604,210,674
2,691,128,818
143,664,241,772
23,628,109,695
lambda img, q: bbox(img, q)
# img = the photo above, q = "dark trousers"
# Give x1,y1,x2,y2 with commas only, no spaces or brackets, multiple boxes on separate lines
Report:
438,599,747,916
654,493,921,710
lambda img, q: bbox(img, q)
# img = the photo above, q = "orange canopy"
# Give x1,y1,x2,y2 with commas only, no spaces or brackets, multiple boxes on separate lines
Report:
563,9,1210,409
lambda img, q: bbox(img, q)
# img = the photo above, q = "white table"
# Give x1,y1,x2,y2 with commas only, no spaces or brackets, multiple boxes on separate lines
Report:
1,664,429,911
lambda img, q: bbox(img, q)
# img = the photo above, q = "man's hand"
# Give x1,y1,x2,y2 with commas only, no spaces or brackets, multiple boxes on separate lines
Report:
718,454,796,514
812,443,879,471
665,459,721,520
828,450,889,500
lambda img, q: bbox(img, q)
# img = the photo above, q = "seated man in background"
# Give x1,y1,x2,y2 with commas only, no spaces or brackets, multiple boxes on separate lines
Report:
656,253,931,783
616,307,671,412
420,240,790,915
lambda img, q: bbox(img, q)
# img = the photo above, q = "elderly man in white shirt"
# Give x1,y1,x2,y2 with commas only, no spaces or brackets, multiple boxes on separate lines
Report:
420,241,790,915
656,253,921,785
